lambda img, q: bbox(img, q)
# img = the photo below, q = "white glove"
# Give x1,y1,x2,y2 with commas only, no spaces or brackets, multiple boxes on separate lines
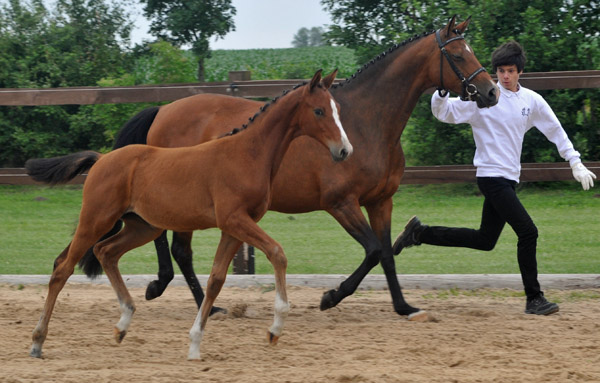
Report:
571,162,596,190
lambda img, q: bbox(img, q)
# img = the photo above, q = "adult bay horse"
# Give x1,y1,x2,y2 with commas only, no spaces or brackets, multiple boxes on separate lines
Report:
26,69,352,359
81,15,499,319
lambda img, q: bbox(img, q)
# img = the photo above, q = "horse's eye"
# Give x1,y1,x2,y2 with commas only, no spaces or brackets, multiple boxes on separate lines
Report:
452,54,464,61
314,108,324,116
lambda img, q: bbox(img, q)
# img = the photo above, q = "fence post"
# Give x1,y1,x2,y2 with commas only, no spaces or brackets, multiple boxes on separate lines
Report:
233,243,255,274
228,70,256,275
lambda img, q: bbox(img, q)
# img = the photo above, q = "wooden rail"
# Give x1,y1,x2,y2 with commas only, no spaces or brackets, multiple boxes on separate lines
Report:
3,162,599,186
1,70,599,106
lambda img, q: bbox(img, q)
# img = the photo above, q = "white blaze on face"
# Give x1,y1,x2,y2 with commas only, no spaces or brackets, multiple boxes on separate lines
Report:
465,43,473,54
329,97,353,154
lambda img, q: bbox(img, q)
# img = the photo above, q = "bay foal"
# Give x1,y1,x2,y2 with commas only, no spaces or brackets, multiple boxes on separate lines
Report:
26,69,352,359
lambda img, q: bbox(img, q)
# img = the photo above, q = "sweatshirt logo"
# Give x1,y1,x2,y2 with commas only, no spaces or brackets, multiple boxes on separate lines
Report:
521,107,531,117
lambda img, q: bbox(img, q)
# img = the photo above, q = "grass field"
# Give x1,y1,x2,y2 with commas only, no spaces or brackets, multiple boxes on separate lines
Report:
1,183,599,275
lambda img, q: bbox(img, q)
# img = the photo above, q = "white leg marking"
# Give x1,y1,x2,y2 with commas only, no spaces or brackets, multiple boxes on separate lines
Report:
188,305,205,360
116,302,134,333
269,292,290,337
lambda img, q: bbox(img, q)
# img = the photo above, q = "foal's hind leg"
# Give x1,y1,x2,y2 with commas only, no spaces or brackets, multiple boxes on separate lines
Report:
94,214,163,343
31,218,118,358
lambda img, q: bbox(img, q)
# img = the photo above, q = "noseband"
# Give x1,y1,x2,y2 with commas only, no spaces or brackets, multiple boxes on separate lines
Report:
436,29,486,101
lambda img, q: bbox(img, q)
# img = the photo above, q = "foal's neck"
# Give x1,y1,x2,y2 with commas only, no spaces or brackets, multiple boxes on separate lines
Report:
237,90,303,179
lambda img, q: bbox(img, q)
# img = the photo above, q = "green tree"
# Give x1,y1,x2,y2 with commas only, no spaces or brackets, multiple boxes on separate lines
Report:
142,0,236,81
292,26,326,47
0,0,134,166
292,27,310,47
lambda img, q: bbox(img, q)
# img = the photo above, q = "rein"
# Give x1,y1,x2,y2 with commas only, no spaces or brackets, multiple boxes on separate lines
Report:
436,29,486,100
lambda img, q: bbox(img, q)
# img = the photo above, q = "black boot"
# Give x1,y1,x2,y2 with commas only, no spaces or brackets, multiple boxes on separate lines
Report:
393,216,427,255
525,293,559,315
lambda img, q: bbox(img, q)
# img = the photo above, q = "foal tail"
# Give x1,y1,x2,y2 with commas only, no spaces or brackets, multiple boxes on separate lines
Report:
75,106,160,279
25,151,100,185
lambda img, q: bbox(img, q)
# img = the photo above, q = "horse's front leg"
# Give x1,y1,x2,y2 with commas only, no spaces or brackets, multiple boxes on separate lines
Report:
223,217,290,345
319,199,383,310
365,199,425,319
188,233,241,360
145,230,175,301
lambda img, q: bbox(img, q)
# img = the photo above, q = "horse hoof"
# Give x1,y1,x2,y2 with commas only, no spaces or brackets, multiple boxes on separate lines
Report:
268,331,279,345
145,280,165,301
210,306,228,316
407,310,429,322
114,327,127,343
29,347,42,358
320,289,337,311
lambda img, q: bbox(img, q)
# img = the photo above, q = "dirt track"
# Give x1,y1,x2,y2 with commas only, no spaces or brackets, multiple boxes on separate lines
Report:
1,283,599,383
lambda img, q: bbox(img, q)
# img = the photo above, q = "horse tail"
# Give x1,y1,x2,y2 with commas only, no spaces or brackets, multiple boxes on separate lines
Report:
112,106,160,149
25,151,100,185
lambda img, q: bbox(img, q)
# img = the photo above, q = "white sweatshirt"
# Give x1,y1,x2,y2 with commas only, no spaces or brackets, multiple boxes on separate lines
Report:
431,83,581,182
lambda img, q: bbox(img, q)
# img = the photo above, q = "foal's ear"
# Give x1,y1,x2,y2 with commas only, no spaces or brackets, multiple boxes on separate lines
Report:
445,14,457,37
455,16,471,35
309,69,324,92
322,68,338,89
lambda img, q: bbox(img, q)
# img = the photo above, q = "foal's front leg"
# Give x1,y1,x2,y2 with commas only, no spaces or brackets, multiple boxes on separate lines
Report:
188,233,242,360
225,217,290,344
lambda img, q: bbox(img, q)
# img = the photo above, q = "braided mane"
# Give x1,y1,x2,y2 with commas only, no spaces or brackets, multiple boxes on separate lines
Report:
331,30,436,89
220,81,308,138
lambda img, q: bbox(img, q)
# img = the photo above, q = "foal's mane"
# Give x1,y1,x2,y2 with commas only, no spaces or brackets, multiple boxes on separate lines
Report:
331,29,439,90
220,81,309,138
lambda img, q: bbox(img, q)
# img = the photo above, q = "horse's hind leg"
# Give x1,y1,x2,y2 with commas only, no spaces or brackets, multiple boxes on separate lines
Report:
94,214,163,343
188,232,241,360
170,231,227,314
30,244,71,358
31,222,114,358
144,230,175,300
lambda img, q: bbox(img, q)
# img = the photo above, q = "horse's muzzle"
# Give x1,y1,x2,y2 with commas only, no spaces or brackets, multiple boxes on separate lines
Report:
475,84,499,108
332,142,353,162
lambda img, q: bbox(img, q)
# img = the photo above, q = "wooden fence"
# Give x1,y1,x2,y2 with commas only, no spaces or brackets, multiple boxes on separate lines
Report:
1,70,599,106
3,162,600,186
2,70,599,274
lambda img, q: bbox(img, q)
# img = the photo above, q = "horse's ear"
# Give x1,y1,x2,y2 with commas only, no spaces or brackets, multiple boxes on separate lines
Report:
309,69,324,92
322,68,338,89
446,15,457,37
455,16,471,34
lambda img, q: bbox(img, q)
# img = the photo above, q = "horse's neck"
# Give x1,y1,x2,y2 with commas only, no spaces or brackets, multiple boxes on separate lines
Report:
332,40,433,145
239,94,300,179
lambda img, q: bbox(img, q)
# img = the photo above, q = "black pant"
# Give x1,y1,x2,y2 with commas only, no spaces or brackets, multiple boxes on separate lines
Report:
419,177,541,299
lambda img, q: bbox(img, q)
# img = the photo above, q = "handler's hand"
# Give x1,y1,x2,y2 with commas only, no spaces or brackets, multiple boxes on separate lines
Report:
571,162,596,190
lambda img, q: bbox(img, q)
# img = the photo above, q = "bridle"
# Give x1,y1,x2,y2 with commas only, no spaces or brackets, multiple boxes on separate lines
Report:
435,28,487,101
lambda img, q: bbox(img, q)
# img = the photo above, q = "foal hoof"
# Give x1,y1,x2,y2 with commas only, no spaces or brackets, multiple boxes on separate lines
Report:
114,327,127,343
29,346,42,359
145,280,165,301
320,289,338,311
268,331,280,345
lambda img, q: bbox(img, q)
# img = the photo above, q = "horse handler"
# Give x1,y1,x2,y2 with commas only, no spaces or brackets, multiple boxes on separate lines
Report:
393,40,596,315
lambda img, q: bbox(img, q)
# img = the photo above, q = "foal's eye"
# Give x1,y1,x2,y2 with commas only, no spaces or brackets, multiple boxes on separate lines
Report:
314,108,324,116
452,54,464,61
